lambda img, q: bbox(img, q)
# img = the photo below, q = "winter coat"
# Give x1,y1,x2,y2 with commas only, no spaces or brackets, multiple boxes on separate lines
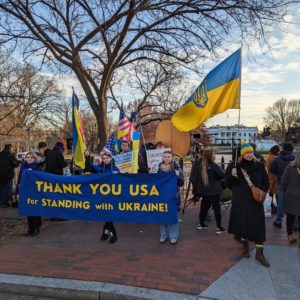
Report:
282,165,300,216
16,161,40,194
270,151,295,183
265,153,278,194
94,163,120,174
45,149,68,175
190,160,225,196
225,158,269,243
0,150,19,183
158,160,184,212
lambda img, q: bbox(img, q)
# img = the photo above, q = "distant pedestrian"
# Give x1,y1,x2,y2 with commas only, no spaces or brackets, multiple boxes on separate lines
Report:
0,144,19,208
226,141,270,267
36,141,50,171
190,150,225,234
265,145,280,214
281,152,300,246
45,142,68,175
157,151,184,245
270,143,295,229
16,152,41,236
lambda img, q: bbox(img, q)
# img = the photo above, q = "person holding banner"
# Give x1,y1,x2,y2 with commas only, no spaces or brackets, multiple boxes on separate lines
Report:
96,152,120,244
16,152,42,237
158,151,184,245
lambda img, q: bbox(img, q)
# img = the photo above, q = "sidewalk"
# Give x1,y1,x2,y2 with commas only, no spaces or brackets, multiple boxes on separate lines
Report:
0,204,299,299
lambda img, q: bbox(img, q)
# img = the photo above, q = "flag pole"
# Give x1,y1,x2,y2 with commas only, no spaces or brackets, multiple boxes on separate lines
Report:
234,46,242,167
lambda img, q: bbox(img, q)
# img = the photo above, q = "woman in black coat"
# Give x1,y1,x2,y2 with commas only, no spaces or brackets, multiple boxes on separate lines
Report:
282,152,300,246
190,150,225,234
226,142,269,267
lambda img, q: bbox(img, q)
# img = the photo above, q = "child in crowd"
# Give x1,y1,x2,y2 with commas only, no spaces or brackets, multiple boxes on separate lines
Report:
94,152,120,244
157,151,184,245
16,152,42,236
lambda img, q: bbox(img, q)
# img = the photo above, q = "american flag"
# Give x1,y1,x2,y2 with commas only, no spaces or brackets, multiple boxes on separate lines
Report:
117,104,130,140
103,133,116,155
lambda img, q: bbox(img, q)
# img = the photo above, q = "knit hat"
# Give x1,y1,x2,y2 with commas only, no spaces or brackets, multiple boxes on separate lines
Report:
240,141,254,156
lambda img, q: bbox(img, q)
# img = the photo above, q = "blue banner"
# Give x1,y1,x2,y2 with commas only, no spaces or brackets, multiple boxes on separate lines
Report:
19,171,178,224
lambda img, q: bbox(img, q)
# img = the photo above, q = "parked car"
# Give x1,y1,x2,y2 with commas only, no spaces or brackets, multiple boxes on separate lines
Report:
16,151,40,162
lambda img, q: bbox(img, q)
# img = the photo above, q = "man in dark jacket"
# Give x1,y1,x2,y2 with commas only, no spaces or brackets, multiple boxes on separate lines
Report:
45,142,68,175
270,142,295,228
0,144,19,207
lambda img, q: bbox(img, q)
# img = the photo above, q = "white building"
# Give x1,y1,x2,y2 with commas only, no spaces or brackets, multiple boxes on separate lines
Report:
208,125,258,145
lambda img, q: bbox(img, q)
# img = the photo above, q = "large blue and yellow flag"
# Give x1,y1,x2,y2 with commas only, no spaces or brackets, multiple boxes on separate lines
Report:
171,48,241,132
72,90,86,169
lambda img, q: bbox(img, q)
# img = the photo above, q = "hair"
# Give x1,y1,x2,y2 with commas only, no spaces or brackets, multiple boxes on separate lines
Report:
53,142,64,151
4,144,12,151
238,155,260,164
25,151,37,161
291,152,300,168
38,142,47,149
200,150,214,187
269,145,280,156
282,142,294,153
101,152,112,159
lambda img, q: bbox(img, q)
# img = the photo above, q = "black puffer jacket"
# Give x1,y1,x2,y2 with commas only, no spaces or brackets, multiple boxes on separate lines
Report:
45,149,68,175
270,151,295,183
0,150,19,183
190,160,225,196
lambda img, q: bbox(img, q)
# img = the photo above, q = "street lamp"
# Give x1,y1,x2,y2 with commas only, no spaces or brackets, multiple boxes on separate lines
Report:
26,122,34,151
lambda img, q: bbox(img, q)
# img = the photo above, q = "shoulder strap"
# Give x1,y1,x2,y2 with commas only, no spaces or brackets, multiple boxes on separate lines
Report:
241,168,254,187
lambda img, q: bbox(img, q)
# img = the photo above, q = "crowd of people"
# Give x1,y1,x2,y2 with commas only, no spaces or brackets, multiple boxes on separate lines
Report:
0,139,299,268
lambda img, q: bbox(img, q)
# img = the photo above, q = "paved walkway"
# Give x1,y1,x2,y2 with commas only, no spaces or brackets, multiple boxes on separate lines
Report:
0,203,299,299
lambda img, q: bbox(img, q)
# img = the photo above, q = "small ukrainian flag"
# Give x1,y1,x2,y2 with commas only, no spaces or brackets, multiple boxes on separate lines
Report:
171,48,241,132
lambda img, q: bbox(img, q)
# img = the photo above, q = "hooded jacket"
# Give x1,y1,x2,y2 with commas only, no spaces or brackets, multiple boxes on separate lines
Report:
270,151,295,183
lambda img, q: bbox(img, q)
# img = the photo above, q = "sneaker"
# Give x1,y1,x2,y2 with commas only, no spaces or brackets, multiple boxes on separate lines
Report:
216,227,226,235
170,239,177,245
160,237,167,243
197,224,208,230
109,235,117,244
273,221,282,229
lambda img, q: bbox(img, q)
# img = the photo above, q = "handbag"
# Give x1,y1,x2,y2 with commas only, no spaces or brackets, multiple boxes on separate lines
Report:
241,168,266,204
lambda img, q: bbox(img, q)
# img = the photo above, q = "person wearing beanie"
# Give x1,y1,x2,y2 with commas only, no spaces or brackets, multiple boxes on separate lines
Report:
270,142,295,229
225,141,270,267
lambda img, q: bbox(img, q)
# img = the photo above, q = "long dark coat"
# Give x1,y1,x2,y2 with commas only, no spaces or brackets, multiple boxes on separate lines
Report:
225,159,269,243
282,165,300,216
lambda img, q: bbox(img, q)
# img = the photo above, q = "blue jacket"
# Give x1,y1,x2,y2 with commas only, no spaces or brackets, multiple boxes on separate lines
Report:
16,161,40,194
270,151,295,183
93,164,120,174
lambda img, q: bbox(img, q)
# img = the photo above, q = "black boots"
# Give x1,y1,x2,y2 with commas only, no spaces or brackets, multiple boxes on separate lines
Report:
101,223,117,244
242,240,250,258
255,247,270,267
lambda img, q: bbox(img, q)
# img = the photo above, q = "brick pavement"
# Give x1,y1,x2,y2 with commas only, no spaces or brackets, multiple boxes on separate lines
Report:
0,204,296,296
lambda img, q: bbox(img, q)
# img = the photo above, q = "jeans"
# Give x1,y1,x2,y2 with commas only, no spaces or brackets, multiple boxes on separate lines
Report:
160,218,179,240
0,181,12,206
276,184,284,222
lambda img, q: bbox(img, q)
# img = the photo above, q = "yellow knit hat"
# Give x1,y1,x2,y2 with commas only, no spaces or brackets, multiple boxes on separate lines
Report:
240,141,254,156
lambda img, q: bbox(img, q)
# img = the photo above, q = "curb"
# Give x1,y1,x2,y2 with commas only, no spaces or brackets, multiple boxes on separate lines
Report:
0,273,209,300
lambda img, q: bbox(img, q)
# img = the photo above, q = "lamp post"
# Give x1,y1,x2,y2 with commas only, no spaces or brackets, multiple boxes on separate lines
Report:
26,123,34,151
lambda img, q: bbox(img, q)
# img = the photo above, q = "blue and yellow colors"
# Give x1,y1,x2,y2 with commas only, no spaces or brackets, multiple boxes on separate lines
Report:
172,48,241,132
72,91,86,169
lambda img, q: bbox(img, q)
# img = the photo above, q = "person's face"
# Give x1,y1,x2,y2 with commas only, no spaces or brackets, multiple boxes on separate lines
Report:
121,143,129,152
39,147,46,154
163,153,173,164
25,154,35,163
102,155,111,164
243,151,254,161
84,150,90,156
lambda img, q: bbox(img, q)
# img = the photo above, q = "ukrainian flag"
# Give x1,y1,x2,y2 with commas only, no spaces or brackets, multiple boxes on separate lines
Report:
171,48,241,132
72,91,86,169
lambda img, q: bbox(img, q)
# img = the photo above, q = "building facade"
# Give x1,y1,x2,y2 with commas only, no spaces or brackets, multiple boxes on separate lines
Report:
207,125,258,145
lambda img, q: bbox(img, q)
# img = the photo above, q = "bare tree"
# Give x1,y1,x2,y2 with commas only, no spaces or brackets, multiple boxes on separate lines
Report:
0,0,295,148
0,62,63,135
264,98,300,141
